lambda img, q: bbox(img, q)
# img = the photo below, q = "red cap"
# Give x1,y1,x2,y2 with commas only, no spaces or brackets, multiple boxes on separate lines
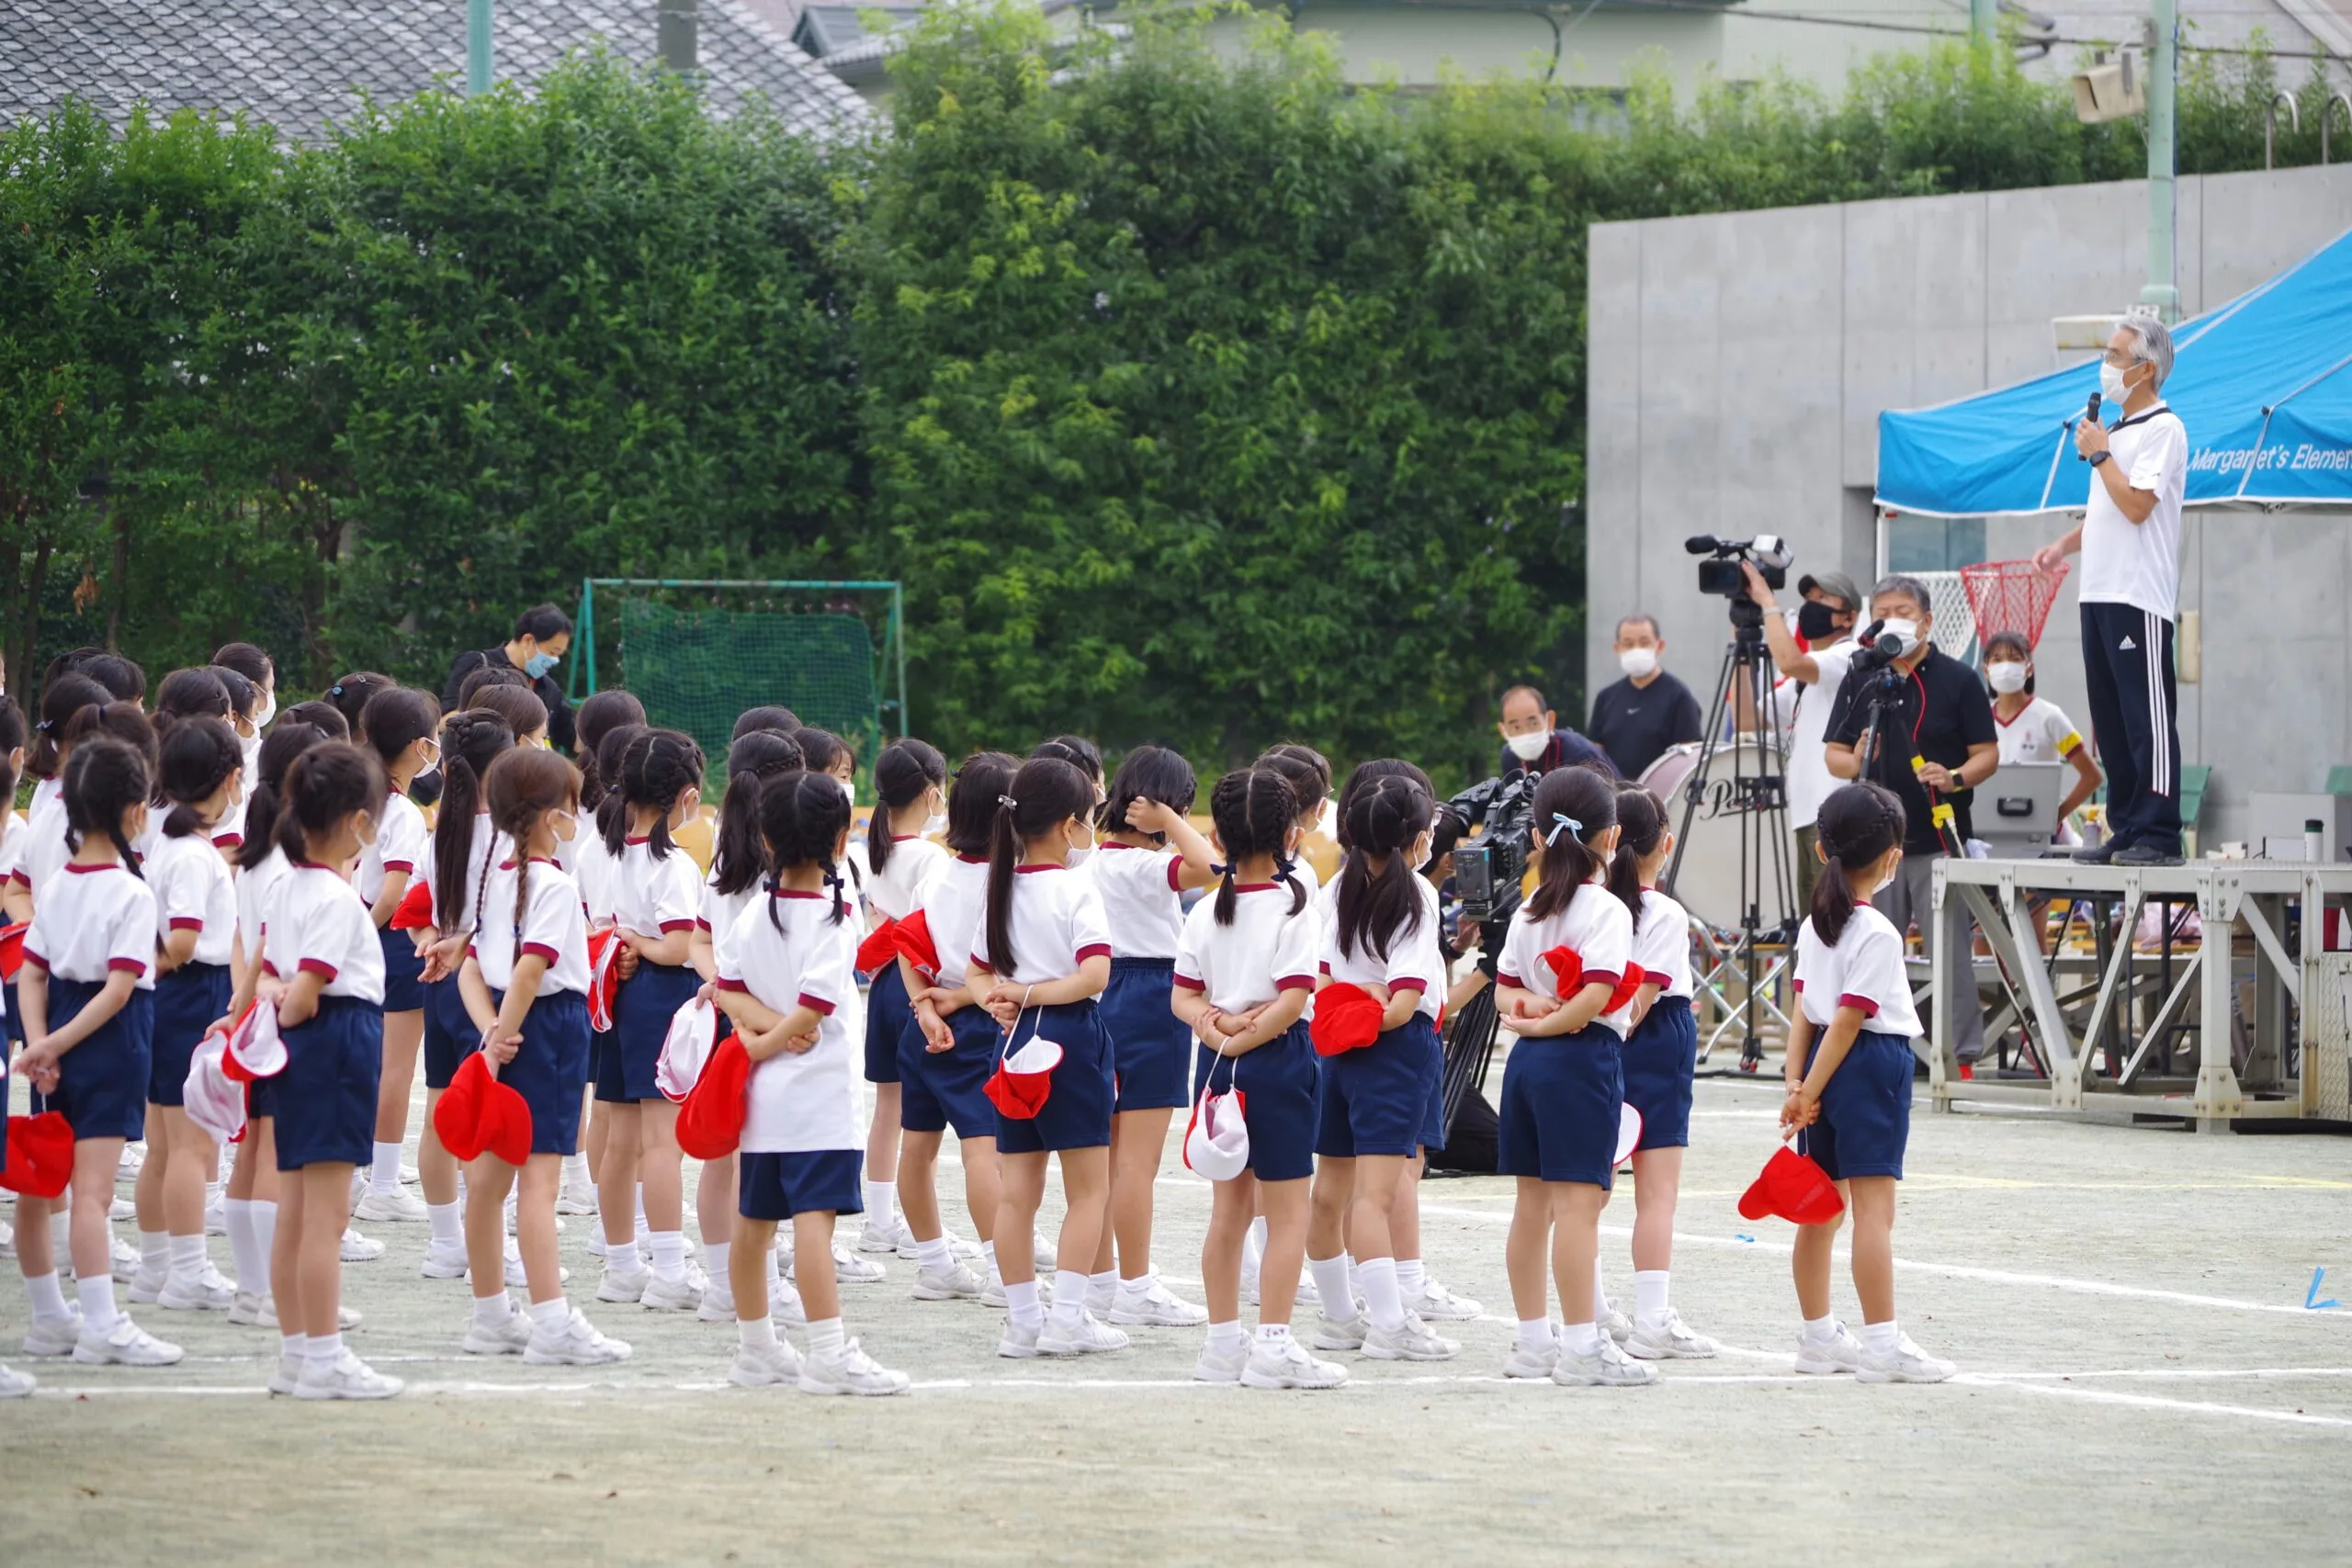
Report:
854,916,902,977
895,908,941,982
1307,982,1384,1057
1737,1145,1846,1226
0,921,28,982
389,881,436,931
0,1112,74,1199
675,1034,751,1160
1540,945,1584,995
984,1036,1063,1119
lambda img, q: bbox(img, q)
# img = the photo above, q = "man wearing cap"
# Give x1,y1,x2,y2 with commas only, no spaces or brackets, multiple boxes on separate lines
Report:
1743,563,1862,908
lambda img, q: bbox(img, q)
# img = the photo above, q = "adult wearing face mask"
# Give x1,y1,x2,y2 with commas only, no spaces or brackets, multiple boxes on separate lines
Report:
441,604,577,754
1585,614,1702,781
1496,683,1615,783
2032,316,2188,866
1742,565,1861,908
1823,575,1998,1067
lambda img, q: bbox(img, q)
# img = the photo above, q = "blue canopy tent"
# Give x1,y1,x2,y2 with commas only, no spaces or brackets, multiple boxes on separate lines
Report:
1876,226,2352,516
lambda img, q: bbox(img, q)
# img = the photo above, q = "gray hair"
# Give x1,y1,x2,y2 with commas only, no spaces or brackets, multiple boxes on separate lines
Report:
1871,573,1933,617
1616,612,1661,640
2115,314,2175,390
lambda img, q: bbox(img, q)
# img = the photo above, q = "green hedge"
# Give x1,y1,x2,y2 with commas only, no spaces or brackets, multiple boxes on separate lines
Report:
0,19,2335,783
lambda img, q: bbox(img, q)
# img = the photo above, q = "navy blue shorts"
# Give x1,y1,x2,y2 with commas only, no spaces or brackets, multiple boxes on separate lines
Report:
1419,1012,1449,1154
1102,958,1190,1113
1314,1013,1441,1160
865,962,911,1086
1497,1026,1623,1189
4,979,23,1049
150,961,231,1107
1622,995,1698,1152
899,1001,1000,1140
274,996,385,1171
31,977,153,1142
422,973,478,1090
603,960,697,1104
589,1026,622,1103
1800,1031,1913,1181
739,1149,865,1222
487,987,591,1157
379,923,426,1013
1193,1021,1318,1183
994,1000,1114,1156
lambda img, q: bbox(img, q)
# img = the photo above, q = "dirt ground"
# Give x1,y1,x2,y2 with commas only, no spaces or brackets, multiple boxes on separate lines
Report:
5,1073,2349,1566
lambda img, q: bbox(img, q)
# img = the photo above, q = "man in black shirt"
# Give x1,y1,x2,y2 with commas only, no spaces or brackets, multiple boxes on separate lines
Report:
1497,683,1615,781
1824,574,1998,1065
1586,614,1704,780
442,603,578,753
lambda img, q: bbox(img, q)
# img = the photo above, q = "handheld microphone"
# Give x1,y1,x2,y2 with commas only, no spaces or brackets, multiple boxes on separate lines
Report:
2085,389,2101,426
1858,617,1886,648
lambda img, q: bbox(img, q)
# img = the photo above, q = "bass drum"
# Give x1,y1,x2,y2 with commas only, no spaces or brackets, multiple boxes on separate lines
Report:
1637,739,1797,934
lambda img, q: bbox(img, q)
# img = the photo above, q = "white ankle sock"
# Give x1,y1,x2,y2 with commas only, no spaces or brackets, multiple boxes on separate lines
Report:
167,1233,208,1284
25,1271,69,1321
139,1229,169,1270
1563,1320,1603,1355
1087,1268,1117,1300
426,1201,463,1249
307,1330,343,1366
1051,1269,1090,1327
647,1231,685,1280
739,1314,776,1351
1634,1269,1671,1325
1358,1258,1404,1332
77,1273,120,1335
808,1316,844,1359
982,1239,1001,1288
1518,1318,1555,1353
1592,1268,1611,1321
252,1200,277,1276
1306,1255,1351,1315
280,1331,308,1362
370,1141,404,1194
472,1292,514,1327
1253,1322,1291,1347
705,1241,729,1289
917,1237,953,1275
1861,1320,1900,1354
223,1199,261,1292
561,1151,591,1186
1207,1320,1245,1349
529,1296,569,1333
1396,1257,1426,1301
605,1239,642,1275
1802,1314,1838,1342
865,1180,896,1226
1006,1280,1042,1331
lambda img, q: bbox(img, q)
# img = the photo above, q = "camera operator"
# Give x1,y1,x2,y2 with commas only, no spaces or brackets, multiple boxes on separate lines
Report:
1496,684,1616,782
1739,564,1861,908
1823,575,1998,1066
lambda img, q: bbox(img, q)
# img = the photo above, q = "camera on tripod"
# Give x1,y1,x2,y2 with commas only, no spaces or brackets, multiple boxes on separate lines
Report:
1687,534,1792,599
1442,772,1535,930
1844,617,1913,678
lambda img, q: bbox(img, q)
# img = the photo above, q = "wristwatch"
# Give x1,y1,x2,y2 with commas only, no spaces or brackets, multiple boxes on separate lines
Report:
2088,450,2112,468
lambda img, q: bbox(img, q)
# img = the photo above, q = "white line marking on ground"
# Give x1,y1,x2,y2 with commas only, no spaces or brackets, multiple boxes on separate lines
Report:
1955,1374,2352,1429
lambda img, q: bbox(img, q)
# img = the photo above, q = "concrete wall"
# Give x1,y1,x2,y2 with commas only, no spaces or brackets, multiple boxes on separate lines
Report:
1586,164,2352,844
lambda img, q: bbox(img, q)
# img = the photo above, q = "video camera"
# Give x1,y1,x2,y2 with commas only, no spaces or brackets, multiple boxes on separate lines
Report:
1687,534,1791,598
1442,772,1536,934
1844,617,1909,678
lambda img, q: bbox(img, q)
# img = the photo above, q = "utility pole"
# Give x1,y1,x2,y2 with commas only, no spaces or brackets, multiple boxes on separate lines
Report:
1970,0,1996,45
468,0,493,95
659,0,700,73
2140,0,2181,321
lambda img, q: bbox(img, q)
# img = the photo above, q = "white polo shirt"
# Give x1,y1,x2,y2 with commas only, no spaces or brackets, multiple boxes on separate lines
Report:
150,830,237,967
967,863,1112,984
422,814,504,936
919,854,990,991
1633,887,1693,1000
474,857,592,995
866,835,948,924
1497,879,1637,1037
1994,696,2084,766
262,863,387,1002
1173,882,1319,1014
717,891,860,1154
356,792,427,904
1088,841,1185,959
2079,404,2188,619
611,837,701,941
238,846,291,971
26,861,157,987
1320,874,1444,1023
1793,904,1922,1038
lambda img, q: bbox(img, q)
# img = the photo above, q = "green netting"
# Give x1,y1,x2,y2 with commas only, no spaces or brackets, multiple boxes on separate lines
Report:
615,597,884,784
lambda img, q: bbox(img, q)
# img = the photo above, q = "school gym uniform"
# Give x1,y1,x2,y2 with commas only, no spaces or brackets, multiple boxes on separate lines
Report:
19,793,74,903
1792,908,1921,1181
147,831,236,1107
1495,883,1635,1189
236,846,295,1120
0,811,27,1047
473,857,594,1157
1620,887,1697,1152
421,816,503,1089
862,835,948,1089
568,826,616,930
262,863,387,1170
1090,841,1193,1114
356,791,429,1013
600,836,701,1104
23,862,157,1141
968,863,1114,1155
899,855,999,1140
1994,696,2085,768
1171,878,1321,1180
718,892,865,1219
1314,882,1443,1161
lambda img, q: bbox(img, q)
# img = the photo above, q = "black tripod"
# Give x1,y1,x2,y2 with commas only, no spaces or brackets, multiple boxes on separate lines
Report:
1663,598,1796,1072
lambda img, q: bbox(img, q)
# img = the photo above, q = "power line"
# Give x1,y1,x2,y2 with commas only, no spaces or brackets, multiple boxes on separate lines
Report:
1581,0,2349,59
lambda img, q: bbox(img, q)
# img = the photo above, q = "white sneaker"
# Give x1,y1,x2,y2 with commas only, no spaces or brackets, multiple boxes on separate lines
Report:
1503,1333,1562,1380
979,1279,1009,1310
854,1216,899,1254
1312,1312,1369,1352
596,1265,650,1304
1363,1313,1459,1362
1241,1337,1350,1390
1083,1277,1116,1315
997,1320,1042,1359
729,1337,802,1387
339,1227,385,1263
832,1245,886,1285
22,1312,82,1358
0,1362,36,1397
228,1292,277,1328
295,1348,403,1400
157,1267,236,1313
1193,1337,1250,1383
1857,1332,1955,1384
1036,1311,1129,1357
1793,1321,1865,1375
400,1163,420,1185
503,1250,569,1290
556,1173,600,1216
0,1219,14,1258
640,1269,706,1312
524,1308,633,1365
126,1264,168,1304
1295,1270,1321,1308
120,1141,148,1174
1599,1301,1632,1343
698,1271,738,1323
420,1242,470,1280
354,1187,429,1224
73,1315,184,1367
912,1262,984,1302
461,1307,535,1356
800,1337,910,1396
1413,1278,1484,1322
1552,1336,1659,1387
1108,1278,1209,1327
1624,1309,1719,1360
772,1278,809,1328
110,1235,141,1281
585,1229,609,1258
893,1221,980,1262
338,1304,364,1330
109,1194,138,1221
266,1352,302,1395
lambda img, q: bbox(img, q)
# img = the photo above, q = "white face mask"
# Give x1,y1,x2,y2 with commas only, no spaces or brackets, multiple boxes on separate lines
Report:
2098,359,2131,404
1985,661,2028,694
1617,647,1658,680
253,690,277,730
922,808,947,839
831,775,854,806
241,731,264,784
1876,617,1920,658
1505,729,1550,762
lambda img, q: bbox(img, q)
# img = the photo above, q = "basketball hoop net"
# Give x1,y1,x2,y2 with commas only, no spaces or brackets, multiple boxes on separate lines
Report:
1961,559,2069,650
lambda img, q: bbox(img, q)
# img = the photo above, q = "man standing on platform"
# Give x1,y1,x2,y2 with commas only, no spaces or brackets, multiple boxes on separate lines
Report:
2035,315,2188,866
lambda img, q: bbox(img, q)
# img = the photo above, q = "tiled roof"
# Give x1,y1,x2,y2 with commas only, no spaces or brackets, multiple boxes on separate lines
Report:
1,0,869,141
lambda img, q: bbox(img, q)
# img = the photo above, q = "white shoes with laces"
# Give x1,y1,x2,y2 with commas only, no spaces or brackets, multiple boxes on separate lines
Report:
799,1338,910,1396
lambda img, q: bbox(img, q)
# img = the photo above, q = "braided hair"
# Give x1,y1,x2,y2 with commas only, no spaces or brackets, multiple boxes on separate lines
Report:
480,746,581,941
712,730,807,899
62,737,150,876
1207,767,1305,927
431,710,515,931
1608,784,1669,933
867,739,947,877
602,728,703,859
759,769,854,932
1334,772,1431,963
982,757,1094,977
1255,743,1331,831
1810,782,1907,945
1523,765,1620,923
